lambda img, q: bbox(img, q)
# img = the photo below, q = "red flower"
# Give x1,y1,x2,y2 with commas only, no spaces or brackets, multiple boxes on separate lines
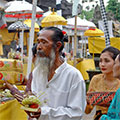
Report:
89,27,96,31
62,30,66,35
29,103,39,108
0,61,4,67
0,72,3,80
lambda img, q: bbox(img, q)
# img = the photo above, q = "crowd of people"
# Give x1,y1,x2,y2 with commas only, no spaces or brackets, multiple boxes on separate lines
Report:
4,27,120,120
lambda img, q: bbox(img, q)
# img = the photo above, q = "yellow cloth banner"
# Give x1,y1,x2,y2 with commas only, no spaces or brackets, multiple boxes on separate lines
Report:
110,37,120,50
0,28,18,45
0,99,27,120
88,37,105,53
0,28,38,45
88,37,120,53
67,59,95,80
76,59,96,80
23,63,34,76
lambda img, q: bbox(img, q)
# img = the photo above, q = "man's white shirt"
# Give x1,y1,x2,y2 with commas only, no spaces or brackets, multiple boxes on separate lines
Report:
32,62,86,120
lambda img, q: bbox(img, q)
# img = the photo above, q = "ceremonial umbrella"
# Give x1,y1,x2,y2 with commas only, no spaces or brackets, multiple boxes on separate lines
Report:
84,28,104,37
8,21,30,33
0,9,7,29
41,11,67,27
84,28,104,59
43,7,52,17
7,21,30,42
67,17,96,28
8,21,30,61
4,0,43,19
43,10,52,17
23,19,39,53
4,0,43,63
24,19,39,32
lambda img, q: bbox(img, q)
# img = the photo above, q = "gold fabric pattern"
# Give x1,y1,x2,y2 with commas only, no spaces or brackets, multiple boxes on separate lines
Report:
88,74,120,114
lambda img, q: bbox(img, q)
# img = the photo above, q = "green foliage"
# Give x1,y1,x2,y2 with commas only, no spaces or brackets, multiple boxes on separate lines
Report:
79,9,94,20
106,0,120,21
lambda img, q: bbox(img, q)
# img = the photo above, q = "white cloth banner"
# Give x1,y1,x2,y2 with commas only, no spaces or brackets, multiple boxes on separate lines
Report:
72,0,80,16
98,20,113,37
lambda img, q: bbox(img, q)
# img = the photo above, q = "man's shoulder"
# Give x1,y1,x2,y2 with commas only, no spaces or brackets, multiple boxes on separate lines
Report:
63,63,84,83
64,63,83,78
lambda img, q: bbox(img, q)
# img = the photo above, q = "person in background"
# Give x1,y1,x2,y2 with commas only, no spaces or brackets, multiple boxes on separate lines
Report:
100,54,120,120
86,46,120,119
31,43,37,64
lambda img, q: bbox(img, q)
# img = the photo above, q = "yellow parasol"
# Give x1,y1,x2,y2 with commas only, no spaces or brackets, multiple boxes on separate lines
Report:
41,11,67,27
24,19,39,32
84,28,104,36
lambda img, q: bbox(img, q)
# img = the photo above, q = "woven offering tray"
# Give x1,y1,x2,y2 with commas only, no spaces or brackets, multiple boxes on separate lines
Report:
21,95,42,112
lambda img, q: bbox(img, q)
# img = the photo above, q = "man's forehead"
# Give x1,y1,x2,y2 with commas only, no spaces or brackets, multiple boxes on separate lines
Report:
39,29,54,36
37,36,49,42
37,30,54,41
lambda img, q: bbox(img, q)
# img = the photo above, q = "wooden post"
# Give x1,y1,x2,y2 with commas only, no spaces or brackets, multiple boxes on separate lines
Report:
73,16,77,67
27,0,37,78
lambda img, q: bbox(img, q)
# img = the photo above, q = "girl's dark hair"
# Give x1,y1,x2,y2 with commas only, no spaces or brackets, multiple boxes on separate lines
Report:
42,27,68,53
101,46,120,60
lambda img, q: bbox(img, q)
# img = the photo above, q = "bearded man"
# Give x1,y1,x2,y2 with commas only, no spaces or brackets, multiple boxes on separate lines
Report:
5,27,86,120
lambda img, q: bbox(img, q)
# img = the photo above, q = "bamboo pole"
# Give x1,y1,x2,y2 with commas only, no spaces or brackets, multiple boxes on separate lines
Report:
73,16,77,67
27,0,37,78
20,28,24,62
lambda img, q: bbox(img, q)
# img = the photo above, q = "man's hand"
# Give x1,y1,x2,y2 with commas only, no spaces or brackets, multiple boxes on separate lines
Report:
4,79,24,103
25,108,41,119
4,79,13,89
23,91,34,98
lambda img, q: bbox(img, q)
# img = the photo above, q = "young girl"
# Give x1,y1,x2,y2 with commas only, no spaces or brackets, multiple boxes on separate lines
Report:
86,46,120,119
100,54,120,119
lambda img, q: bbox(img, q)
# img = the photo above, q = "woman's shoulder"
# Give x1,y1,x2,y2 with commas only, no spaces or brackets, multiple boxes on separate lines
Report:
91,73,104,81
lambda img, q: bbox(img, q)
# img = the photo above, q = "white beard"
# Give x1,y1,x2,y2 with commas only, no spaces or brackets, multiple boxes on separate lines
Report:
31,49,55,96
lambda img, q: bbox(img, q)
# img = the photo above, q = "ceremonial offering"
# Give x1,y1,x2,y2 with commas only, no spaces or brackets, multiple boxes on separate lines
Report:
21,95,42,112
0,89,14,103
0,59,23,72
8,49,21,60
87,92,115,106
0,59,23,85
0,71,23,84
1,89,13,97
